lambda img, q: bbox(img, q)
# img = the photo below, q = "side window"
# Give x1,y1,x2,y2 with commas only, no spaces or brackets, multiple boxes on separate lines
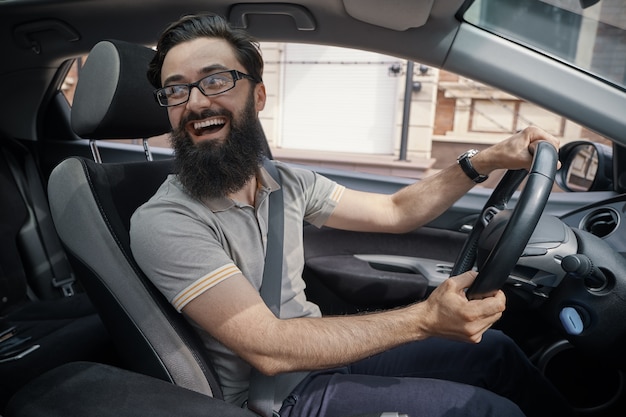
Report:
61,58,82,105
61,43,612,191
259,43,611,192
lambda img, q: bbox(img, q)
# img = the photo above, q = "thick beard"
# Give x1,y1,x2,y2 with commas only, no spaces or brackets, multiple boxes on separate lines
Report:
170,95,266,200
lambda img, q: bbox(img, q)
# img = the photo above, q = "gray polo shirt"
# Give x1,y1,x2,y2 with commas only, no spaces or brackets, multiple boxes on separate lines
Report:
130,160,345,409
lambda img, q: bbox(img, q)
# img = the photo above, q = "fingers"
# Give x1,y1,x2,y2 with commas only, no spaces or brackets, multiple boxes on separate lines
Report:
463,292,506,343
447,271,505,303
423,278,506,344
447,269,477,290
521,126,561,169
442,271,506,315
446,271,507,331
469,289,506,317
523,125,560,151
486,126,559,171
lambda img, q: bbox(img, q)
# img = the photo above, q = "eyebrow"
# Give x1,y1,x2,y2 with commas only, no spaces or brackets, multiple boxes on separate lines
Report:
162,64,231,87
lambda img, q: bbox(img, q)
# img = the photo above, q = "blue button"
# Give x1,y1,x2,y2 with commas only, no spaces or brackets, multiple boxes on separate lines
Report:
559,307,584,335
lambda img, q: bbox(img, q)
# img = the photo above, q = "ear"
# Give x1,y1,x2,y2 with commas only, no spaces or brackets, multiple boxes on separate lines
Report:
254,83,266,112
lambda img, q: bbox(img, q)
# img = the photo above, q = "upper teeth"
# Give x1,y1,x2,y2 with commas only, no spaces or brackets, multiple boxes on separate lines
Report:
194,118,225,130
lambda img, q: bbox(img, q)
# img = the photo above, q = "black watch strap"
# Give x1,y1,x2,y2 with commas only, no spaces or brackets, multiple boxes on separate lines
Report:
457,149,488,183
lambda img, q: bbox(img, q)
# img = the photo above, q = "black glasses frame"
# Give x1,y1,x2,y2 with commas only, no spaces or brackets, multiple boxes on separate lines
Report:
154,70,255,107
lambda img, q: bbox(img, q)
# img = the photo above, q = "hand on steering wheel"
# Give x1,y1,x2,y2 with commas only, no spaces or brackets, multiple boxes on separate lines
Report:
450,141,559,300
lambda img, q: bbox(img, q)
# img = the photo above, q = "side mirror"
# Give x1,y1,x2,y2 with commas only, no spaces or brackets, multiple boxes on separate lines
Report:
556,141,613,192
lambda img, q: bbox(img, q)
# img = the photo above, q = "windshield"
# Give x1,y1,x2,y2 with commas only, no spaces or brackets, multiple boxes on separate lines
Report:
463,0,626,91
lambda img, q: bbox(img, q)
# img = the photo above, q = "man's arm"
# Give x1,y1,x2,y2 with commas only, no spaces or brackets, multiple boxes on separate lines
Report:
324,126,560,233
182,127,556,376
183,270,505,376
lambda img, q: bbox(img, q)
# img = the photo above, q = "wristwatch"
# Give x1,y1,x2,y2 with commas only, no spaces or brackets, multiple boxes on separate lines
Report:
457,149,489,183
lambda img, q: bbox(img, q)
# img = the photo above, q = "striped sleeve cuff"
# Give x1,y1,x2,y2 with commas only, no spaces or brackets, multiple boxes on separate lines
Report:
172,263,241,312
330,184,345,203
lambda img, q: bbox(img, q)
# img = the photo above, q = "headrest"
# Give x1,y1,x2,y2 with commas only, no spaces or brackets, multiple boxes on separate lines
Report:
71,40,171,139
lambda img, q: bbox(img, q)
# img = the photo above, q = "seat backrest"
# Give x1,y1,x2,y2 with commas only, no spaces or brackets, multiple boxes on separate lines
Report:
47,40,222,398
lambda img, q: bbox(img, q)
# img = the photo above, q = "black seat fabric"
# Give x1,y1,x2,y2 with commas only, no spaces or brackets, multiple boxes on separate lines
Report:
47,39,223,398
5,361,256,417
0,296,113,411
70,40,170,140
49,157,221,397
0,142,115,412
0,148,29,313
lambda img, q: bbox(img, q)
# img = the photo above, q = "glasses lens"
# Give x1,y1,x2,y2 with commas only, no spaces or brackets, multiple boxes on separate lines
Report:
155,71,243,107
198,72,235,95
158,85,189,106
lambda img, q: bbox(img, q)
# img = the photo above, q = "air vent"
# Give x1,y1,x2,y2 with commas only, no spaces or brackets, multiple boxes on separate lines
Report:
436,264,452,275
580,208,620,238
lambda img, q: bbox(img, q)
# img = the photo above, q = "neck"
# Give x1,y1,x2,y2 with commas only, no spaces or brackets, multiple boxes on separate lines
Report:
228,175,258,206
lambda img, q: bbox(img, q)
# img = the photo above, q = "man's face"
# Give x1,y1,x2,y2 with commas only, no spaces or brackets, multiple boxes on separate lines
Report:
160,37,268,200
160,37,266,145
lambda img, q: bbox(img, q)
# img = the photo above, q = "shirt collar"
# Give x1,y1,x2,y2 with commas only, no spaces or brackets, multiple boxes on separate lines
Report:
200,163,281,212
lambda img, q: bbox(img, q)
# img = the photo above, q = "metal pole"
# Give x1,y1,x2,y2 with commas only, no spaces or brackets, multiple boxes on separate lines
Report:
398,61,414,161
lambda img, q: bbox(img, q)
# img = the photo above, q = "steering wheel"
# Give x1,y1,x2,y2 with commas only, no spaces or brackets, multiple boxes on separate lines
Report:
450,141,558,299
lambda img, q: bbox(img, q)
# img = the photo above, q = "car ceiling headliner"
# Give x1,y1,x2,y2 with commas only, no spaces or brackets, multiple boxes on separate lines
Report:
0,0,466,141
0,0,463,74
1,0,625,147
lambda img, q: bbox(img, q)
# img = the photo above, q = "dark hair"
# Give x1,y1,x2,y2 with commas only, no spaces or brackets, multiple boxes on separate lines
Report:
147,13,263,88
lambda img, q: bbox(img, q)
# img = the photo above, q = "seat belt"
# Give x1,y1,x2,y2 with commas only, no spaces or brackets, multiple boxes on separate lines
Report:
2,143,76,298
247,158,284,417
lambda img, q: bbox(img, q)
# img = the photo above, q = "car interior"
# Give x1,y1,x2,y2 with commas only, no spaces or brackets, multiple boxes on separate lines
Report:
1,0,625,416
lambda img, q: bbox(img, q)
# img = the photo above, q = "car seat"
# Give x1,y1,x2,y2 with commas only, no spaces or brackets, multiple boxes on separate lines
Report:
46,39,222,398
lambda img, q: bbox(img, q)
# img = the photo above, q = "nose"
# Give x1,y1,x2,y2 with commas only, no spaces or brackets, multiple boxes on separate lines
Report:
186,84,212,109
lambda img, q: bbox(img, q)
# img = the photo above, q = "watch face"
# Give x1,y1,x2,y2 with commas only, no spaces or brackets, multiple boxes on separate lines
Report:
458,149,479,160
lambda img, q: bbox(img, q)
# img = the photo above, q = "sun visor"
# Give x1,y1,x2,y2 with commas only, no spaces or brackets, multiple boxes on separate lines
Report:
343,0,434,31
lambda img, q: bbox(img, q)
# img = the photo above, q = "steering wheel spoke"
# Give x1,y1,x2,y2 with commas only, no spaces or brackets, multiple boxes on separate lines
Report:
480,206,502,227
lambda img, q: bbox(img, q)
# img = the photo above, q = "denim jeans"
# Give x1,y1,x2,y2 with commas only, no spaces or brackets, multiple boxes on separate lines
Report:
279,330,573,417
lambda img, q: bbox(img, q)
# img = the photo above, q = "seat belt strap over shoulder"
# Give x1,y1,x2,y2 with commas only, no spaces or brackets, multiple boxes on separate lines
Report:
247,158,284,417
258,158,283,317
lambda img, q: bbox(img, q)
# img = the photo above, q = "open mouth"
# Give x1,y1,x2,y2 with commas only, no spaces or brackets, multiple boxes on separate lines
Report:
191,117,227,136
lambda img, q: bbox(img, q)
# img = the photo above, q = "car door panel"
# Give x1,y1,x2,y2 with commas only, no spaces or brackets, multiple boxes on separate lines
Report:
301,168,619,315
302,224,466,314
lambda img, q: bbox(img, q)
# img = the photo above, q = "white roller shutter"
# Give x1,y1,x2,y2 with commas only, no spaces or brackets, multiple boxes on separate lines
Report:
279,44,399,154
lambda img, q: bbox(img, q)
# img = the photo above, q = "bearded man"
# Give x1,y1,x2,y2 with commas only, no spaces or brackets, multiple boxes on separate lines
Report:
130,13,573,417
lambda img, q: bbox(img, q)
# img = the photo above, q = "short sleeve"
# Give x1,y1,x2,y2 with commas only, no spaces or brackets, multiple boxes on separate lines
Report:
130,180,241,312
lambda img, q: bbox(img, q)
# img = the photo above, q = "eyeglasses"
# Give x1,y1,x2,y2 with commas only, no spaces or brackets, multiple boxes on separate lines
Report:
154,70,255,107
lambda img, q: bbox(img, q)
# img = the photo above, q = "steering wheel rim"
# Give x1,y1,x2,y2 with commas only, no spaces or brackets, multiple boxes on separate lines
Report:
450,141,559,300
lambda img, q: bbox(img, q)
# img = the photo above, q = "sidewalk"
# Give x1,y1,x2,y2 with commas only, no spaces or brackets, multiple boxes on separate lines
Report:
271,147,435,179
